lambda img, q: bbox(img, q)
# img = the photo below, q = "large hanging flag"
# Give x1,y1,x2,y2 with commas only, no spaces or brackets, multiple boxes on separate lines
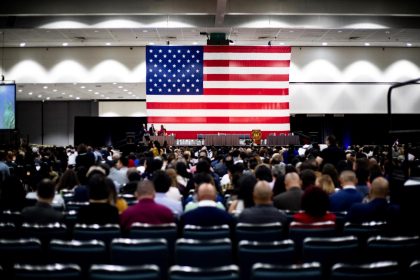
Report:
146,45,291,139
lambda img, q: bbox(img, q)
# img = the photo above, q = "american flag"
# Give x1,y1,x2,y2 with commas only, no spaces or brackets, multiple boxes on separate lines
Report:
146,45,291,139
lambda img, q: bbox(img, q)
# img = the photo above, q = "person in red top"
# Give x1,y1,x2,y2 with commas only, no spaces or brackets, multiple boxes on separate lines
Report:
293,186,336,223
120,180,174,231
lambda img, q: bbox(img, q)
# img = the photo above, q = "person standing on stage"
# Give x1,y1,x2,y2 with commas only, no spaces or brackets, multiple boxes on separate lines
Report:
158,125,167,136
139,123,147,142
149,124,156,136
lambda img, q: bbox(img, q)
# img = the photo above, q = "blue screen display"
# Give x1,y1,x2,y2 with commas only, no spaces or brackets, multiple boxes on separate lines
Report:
0,84,16,129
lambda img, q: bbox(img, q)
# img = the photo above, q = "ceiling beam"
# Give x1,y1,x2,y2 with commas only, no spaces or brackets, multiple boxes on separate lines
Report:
215,0,227,26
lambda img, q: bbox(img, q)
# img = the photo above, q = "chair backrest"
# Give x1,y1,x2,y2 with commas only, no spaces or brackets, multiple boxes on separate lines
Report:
303,236,359,265
366,235,420,266
62,210,78,229
343,221,387,243
235,222,283,242
251,262,322,280
48,239,107,270
66,201,89,211
409,260,420,280
14,263,81,280
119,194,137,206
62,191,75,204
20,223,68,244
110,238,169,276
238,240,295,280
0,222,16,238
169,265,239,280
330,261,399,280
183,224,230,240
175,238,233,268
73,223,121,245
90,264,160,280
0,238,42,267
0,210,23,227
129,222,177,249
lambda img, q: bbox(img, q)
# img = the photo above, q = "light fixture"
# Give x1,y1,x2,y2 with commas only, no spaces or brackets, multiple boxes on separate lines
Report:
53,89,57,92
43,86,48,89
37,94,42,98
18,89,22,92
149,42,155,45
364,42,370,46
46,97,50,100
69,94,73,97
322,42,328,46
118,85,123,88
80,86,85,89
279,42,285,45
76,97,80,100
142,30,148,33
105,42,111,46
62,42,68,46
19,42,26,47
88,89,93,92
192,42,198,45
113,82,117,85
28,92,33,95
62,92,66,95
123,89,128,92
94,92,99,95
407,43,413,47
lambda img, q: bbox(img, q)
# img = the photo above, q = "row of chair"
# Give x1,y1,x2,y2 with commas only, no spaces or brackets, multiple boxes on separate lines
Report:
2,261,420,280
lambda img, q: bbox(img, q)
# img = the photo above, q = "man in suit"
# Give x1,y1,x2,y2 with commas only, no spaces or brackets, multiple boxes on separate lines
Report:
22,179,64,224
273,172,303,211
320,135,346,168
346,177,400,223
238,180,287,224
181,183,234,227
330,170,363,212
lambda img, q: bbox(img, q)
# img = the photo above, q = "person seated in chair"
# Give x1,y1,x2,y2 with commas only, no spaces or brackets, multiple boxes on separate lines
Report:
22,179,64,224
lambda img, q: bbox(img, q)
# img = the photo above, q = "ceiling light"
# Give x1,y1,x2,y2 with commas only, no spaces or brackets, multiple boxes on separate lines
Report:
94,92,99,95
80,86,85,89
46,97,50,100
76,97,80,100
53,89,58,92
43,86,48,89
279,42,285,45
106,97,110,99
105,42,111,46
118,86,123,88
18,89,23,92
142,30,148,33
148,42,155,45
113,82,117,85
69,94,73,97
101,94,105,97
337,30,342,33
289,30,294,33
128,92,132,94
62,92,66,95
192,42,198,45
62,42,68,46
28,92,33,95
88,89,93,92
407,43,413,47
19,42,26,47
123,89,128,92
38,95,42,98
322,42,328,46
94,30,99,33
364,42,370,46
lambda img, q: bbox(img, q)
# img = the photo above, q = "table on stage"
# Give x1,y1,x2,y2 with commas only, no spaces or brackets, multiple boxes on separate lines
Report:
266,135,300,146
149,135,176,146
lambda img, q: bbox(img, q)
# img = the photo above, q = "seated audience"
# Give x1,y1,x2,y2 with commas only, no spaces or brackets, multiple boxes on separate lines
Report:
164,168,182,201
293,186,336,223
152,170,183,217
120,180,174,231
273,172,303,211
238,180,287,224
108,155,129,191
22,179,64,224
228,173,257,215
346,177,400,223
181,183,235,227
329,170,363,212
316,174,337,195
77,173,119,224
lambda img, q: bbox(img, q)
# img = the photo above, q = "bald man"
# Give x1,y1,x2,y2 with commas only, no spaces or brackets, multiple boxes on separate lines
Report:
346,177,400,223
329,170,363,212
273,172,303,211
180,183,235,227
238,181,287,224
120,180,174,231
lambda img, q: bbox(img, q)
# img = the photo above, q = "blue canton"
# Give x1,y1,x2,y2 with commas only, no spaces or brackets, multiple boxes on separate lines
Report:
146,46,204,95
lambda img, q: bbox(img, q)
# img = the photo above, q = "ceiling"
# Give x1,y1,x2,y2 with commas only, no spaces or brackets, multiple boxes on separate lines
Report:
1,0,420,101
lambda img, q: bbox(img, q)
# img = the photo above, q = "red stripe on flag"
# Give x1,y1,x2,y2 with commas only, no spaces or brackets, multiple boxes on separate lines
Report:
203,88,289,95
164,131,292,139
204,74,289,82
204,46,291,53
203,60,290,67
147,102,289,110
147,116,290,124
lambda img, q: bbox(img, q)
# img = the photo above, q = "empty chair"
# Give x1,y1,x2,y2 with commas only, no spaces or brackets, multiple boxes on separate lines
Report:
409,260,420,280
62,210,78,230
48,239,107,272
0,223,16,238
331,211,347,232
20,223,68,245
73,224,120,245
330,261,399,280
129,222,177,250
251,262,322,280
289,221,336,255
0,210,23,227
169,265,239,280
110,238,169,277
183,224,230,240
14,263,81,280
90,264,160,280
0,238,43,271
175,238,233,268
235,222,283,242
303,236,359,277
343,221,387,244
238,240,295,280
66,201,89,211
366,235,420,267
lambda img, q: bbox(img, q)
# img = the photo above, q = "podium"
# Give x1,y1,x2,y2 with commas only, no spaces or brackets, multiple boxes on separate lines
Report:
251,129,262,145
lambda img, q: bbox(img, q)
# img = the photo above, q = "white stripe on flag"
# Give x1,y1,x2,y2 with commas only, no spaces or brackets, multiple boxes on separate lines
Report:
147,109,290,117
158,123,291,131
203,53,291,60
146,95,290,103
203,81,289,89
203,67,290,75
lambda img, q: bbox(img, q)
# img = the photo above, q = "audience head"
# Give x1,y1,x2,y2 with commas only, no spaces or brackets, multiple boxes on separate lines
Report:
196,159,211,173
284,172,301,190
197,183,217,202
193,172,215,190
370,177,389,199
37,178,56,202
255,164,273,182
127,168,141,182
253,180,273,205
300,169,317,190
316,174,335,195
136,180,156,200
339,170,358,186
301,186,330,217
326,135,337,146
152,170,172,193
57,168,79,191
237,173,257,208
87,173,109,201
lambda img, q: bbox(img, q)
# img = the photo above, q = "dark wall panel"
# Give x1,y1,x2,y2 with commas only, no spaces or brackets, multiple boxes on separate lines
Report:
16,101,42,144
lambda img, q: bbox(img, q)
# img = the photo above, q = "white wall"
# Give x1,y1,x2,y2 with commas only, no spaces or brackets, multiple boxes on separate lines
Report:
5,46,420,115
99,101,146,116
